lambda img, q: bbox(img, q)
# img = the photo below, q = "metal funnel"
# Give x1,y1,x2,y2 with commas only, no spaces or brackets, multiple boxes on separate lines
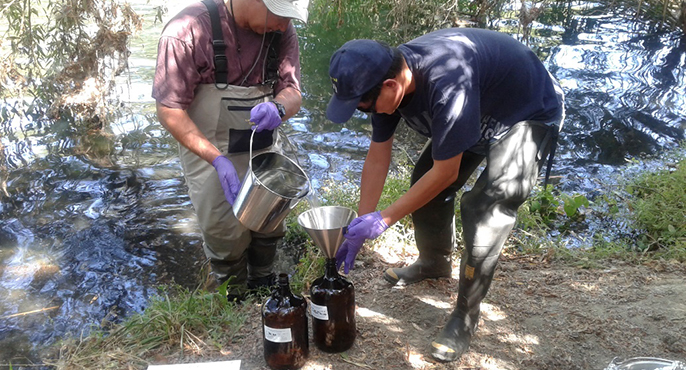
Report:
297,206,357,258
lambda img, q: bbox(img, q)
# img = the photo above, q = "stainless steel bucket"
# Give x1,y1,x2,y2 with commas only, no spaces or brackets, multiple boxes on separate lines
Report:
233,129,310,233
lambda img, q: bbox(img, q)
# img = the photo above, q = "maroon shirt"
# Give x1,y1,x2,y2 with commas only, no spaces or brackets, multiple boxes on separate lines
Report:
152,0,302,110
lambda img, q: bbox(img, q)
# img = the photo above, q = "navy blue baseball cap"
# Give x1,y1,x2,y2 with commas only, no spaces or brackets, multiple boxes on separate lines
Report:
326,39,394,124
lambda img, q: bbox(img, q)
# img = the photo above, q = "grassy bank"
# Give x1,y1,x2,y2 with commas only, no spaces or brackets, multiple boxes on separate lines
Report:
49,145,685,369
48,287,253,369
514,144,686,266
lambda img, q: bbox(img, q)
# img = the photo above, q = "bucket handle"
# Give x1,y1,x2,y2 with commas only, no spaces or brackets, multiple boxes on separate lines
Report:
248,125,311,194
277,127,305,169
248,126,305,171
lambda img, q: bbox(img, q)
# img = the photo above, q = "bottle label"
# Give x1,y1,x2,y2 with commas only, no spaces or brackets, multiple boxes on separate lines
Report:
264,325,292,343
310,302,329,320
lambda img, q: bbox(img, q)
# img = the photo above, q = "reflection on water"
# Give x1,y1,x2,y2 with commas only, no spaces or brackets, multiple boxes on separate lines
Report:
1,3,686,368
0,153,206,365
553,16,685,177
1,220,155,344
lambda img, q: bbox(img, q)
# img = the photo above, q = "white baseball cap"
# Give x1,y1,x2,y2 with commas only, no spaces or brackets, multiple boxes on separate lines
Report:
263,0,309,23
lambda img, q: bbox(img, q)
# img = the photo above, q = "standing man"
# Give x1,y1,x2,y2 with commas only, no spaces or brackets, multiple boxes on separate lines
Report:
152,0,309,301
326,28,564,362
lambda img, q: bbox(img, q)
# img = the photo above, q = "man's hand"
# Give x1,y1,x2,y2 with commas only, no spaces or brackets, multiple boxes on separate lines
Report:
212,155,241,205
335,238,365,274
344,211,389,240
250,102,282,133
334,211,389,274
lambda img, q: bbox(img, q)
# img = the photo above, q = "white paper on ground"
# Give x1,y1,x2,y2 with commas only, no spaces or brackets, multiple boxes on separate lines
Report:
148,360,241,370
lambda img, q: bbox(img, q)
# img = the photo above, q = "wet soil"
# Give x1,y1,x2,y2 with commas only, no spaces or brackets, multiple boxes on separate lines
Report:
220,249,686,370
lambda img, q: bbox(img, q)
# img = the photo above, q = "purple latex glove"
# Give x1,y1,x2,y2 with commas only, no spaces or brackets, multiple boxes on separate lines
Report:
335,238,365,274
212,155,241,205
344,211,389,241
250,102,282,133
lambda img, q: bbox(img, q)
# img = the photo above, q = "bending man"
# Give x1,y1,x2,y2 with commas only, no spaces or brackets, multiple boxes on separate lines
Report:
326,28,564,362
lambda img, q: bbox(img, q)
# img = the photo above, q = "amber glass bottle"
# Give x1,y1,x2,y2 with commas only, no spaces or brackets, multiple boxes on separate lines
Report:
309,258,356,352
262,273,309,370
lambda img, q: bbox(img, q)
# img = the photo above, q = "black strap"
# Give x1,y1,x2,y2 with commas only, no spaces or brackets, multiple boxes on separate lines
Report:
264,32,282,86
543,128,559,188
202,0,229,89
202,0,281,88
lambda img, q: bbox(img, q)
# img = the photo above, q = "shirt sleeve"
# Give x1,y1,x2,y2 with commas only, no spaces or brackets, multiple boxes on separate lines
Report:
273,25,301,94
152,35,204,110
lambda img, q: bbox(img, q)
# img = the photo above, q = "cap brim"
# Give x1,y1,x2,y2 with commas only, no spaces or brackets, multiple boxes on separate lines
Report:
326,94,361,124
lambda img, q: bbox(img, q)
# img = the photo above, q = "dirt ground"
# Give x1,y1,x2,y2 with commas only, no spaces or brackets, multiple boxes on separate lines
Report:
218,247,686,370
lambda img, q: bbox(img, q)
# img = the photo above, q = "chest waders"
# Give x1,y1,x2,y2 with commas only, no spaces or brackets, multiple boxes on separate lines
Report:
180,0,286,300
427,118,563,362
380,109,562,359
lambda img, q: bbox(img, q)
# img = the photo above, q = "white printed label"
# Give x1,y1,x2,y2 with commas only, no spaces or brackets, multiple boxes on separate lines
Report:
310,302,329,320
264,325,293,343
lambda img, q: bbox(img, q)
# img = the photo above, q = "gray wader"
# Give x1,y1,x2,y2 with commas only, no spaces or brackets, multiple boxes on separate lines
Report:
426,119,563,361
181,84,285,293
379,117,562,361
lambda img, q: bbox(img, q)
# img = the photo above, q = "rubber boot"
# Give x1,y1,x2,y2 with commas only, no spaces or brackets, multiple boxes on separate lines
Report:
246,237,278,293
431,252,499,362
383,247,452,285
431,121,551,361
430,310,479,362
383,191,454,286
211,252,249,303
384,145,485,286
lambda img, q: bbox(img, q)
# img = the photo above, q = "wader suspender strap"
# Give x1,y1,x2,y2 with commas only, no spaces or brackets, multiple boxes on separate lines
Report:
543,128,559,188
264,32,282,86
202,0,229,89
202,0,281,88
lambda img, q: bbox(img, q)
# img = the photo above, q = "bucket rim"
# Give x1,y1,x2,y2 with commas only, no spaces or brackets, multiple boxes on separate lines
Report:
249,151,310,200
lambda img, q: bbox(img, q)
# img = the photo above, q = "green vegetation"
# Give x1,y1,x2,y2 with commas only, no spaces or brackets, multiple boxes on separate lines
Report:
517,184,590,232
54,286,252,369
304,0,686,50
514,145,686,264
626,155,686,258
0,0,142,126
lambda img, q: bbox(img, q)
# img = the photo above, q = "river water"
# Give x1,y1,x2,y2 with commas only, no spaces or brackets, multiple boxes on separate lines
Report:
1,1,685,367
